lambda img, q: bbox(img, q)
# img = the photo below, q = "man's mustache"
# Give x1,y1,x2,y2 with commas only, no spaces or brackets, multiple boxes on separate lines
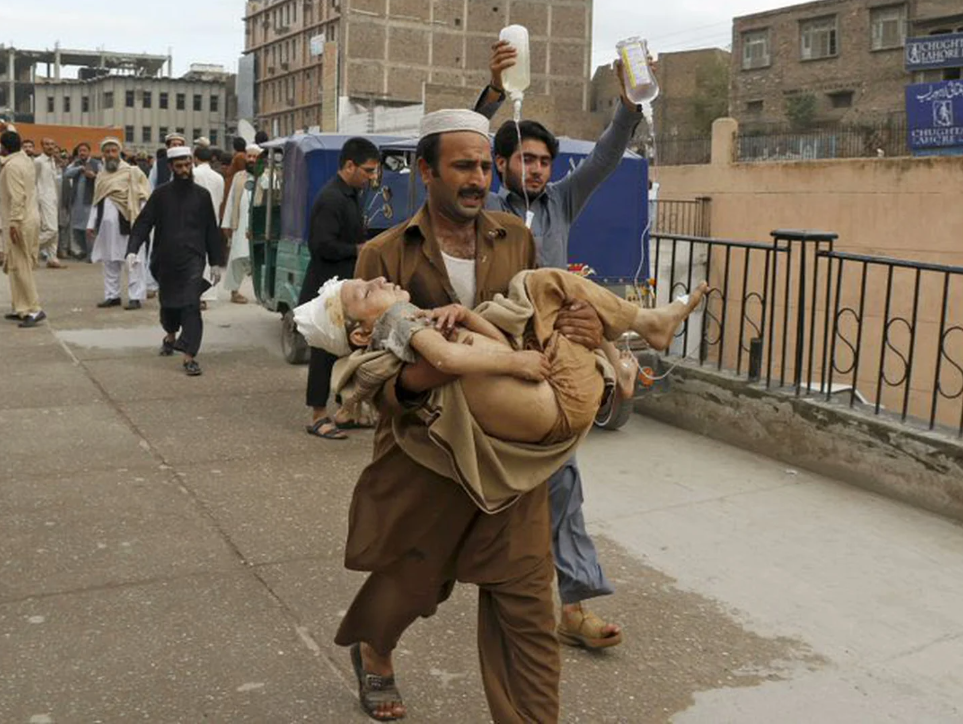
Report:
458,187,486,198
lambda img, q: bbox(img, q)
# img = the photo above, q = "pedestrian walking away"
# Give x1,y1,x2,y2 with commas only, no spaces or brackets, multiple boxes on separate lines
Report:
0,130,46,327
128,146,225,376
192,144,225,305
475,38,648,648
299,136,381,440
87,137,151,310
220,144,261,305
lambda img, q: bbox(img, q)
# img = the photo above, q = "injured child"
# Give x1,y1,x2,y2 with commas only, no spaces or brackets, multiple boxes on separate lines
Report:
295,269,706,512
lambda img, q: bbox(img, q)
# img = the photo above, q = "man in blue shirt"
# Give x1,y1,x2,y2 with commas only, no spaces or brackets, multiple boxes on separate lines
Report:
475,40,644,649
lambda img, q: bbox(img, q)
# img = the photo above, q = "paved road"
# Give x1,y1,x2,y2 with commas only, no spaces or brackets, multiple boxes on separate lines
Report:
2,264,962,723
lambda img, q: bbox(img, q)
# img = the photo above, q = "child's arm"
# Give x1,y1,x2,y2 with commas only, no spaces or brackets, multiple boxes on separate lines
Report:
424,304,508,344
410,328,549,381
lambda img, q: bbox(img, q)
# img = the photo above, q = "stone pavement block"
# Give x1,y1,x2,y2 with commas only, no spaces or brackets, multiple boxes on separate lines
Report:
0,468,241,602
119,391,337,466
0,574,349,723
0,403,154,478
179,448,370,565
0,358,103,410
82,348,306,403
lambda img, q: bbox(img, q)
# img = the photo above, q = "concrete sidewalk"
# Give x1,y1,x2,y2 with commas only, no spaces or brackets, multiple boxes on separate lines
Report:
2,264,962,723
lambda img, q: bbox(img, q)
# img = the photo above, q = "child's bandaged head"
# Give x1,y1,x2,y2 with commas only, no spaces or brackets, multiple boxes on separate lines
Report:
293,277,352,357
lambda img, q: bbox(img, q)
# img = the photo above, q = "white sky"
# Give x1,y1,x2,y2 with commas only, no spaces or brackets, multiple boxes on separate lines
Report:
0,0,795,77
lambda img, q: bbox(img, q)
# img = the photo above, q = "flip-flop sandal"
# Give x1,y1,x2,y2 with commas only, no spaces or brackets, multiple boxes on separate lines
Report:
557,604,623,649
350,643,406,721
306,417,348,440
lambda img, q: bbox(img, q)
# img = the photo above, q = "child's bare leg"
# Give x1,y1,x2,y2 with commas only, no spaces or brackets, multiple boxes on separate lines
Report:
601,340,638,400
632,282,709,351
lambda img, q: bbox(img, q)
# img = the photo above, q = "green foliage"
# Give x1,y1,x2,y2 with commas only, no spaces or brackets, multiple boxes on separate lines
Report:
785,93,817,130
691,55,731,135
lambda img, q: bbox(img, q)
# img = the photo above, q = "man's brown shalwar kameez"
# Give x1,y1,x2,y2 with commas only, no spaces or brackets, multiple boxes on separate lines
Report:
337,207,560,723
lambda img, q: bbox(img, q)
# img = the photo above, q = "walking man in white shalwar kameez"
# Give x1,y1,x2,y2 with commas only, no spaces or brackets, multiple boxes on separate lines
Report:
87,138,151,310
219,144,259,304
192,145,224,306
35,138,66,268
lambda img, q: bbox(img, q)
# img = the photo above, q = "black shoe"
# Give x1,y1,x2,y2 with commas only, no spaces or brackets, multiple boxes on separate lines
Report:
4,312,23,321
125,300,142,310
97,298,121,308
18,310,47,328
183,360,202,376
159,337,175,356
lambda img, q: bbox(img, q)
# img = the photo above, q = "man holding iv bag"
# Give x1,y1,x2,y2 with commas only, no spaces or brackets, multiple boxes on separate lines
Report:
475,34,647,650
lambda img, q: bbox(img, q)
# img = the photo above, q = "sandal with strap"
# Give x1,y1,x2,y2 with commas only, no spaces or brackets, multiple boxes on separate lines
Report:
350,643,406,721
557,603,623,649
305,417,347,440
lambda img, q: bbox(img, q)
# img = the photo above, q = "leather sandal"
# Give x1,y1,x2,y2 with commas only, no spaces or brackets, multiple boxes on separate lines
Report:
557,603,623,649
350,643,405,721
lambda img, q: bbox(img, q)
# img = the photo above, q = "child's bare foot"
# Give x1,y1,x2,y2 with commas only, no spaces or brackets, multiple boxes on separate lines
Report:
641,281,709,351
615,350,639,399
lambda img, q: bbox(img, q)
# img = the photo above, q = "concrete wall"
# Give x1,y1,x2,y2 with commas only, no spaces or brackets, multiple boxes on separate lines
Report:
653,119,963,429
635,364,963,524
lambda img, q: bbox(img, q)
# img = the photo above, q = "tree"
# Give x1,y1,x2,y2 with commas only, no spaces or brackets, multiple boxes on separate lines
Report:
691,54,731,135
785,93,817,130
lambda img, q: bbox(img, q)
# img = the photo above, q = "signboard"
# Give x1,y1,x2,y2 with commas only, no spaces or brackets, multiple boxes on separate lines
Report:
309,34,325,57
905,32,963,71
905,81,963,151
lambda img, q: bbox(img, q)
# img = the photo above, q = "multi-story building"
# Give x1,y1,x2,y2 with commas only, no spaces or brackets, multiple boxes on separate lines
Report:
243,0,594,137
731,0,963,127
34,71,231,153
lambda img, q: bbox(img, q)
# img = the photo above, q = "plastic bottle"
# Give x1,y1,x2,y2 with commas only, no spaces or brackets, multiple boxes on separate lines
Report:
499,25,531,121
617,37,659,105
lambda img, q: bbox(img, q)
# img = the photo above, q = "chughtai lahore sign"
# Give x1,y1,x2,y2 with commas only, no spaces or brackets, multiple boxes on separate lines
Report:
905,32,963,71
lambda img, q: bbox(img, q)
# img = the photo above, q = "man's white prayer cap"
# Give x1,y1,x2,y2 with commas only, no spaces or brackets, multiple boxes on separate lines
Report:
245,144,262,154
100,136,122,151
419,109,490,141
293,277,352,357
165,132,186,144
167,146,192,160
194,136,211,148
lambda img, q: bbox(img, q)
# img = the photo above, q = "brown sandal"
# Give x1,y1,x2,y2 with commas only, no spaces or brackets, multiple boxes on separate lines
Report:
557,604,623,649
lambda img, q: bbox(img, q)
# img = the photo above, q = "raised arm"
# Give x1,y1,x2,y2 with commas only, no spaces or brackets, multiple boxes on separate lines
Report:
473,40,515,119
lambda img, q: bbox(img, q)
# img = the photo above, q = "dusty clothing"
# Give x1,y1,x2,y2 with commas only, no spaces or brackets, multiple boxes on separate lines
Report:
332,269,630,514
340,207,560,723
0,151,42,315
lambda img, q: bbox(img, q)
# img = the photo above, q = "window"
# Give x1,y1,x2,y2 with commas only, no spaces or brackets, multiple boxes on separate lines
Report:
47,97,54,113
210,130,218,146
801,16,838,60
125,125,135,143
63,96,71,113
210,94,219,112
159,126,168,143
176,93,186,110
742,29,771,69
160,92,169,109
104,91,114,108
175,127,185,136
193,94,203,111
828,90,854,108
126,90,135,107
746,100,764,114
142,126,152,143
143,90,152,108
82,95,89,112
871,5,907,50
192,128,202,141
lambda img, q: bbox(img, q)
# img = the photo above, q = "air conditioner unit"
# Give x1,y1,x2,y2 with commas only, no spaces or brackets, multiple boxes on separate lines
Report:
268,66,276,74
281,61,290,70
287,98,296,106
261,19,270,28
277,24,289,32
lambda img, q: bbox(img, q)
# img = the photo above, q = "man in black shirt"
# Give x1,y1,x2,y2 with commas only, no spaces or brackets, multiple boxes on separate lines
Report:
301,137,380,439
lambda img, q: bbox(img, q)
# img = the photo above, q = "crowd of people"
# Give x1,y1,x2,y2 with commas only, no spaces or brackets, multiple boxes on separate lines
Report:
0,122,270,371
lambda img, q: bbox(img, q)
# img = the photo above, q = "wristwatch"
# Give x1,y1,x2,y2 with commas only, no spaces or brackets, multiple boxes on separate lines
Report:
488,83,506,100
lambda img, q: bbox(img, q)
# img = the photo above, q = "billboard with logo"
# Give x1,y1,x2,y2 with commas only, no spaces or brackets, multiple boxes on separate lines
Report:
905,33,963,72
905,81,963,154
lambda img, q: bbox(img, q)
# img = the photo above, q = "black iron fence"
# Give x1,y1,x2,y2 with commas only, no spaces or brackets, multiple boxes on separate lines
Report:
738,117,909,162
650,230,963,437
652,135,712,166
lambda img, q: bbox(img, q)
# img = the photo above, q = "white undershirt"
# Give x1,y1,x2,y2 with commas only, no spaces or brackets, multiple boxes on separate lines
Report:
441,251,477,306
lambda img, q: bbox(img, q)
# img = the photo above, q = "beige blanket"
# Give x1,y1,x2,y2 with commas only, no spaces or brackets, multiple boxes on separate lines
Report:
92,161,151,223
332,271,615,514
